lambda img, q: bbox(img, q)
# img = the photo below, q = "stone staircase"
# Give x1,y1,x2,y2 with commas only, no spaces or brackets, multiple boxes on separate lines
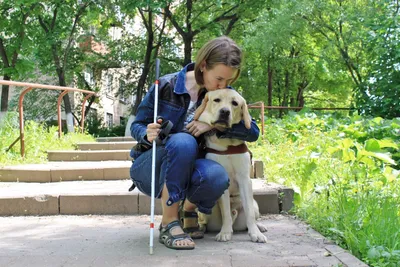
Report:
0,136,294,216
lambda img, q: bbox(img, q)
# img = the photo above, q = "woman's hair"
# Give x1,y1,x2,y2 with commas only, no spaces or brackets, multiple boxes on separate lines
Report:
194,36,242,86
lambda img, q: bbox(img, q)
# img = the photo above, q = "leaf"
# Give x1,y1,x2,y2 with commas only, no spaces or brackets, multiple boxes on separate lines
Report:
342,148,356,162
358,150,396,165
341,138,354,149
378,139,399,150
365,139,381,152
367,247,381,259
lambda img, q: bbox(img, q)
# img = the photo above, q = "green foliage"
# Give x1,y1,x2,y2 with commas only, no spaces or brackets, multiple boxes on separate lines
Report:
85,114,125,137
0,112,94,166
249,112,400,267
2,0,398,120
354,0,400,119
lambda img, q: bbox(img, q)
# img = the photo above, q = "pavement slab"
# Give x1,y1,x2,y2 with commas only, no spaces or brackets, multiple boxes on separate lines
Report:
0,214,368,267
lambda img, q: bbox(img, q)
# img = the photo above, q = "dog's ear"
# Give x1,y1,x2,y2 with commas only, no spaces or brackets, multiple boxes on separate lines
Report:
194,93,209,120
241,101,252,129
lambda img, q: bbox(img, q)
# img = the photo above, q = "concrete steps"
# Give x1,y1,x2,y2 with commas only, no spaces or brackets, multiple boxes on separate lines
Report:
76,141,137,150
96,136,134,142
0,179,293,216
47,150,132,161
0,161,131,182
0,160,264,182
0,136,294,217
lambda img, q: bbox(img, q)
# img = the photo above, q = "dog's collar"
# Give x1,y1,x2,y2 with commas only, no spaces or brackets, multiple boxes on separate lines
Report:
205,143,249,155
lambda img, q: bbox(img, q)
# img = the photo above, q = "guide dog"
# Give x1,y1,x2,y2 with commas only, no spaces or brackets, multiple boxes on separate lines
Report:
194,89,267,243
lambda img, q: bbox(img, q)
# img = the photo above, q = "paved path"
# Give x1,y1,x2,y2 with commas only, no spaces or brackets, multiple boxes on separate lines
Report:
0,214,367,267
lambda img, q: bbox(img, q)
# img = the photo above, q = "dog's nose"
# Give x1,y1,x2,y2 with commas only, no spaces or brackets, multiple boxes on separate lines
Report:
219,108,230,119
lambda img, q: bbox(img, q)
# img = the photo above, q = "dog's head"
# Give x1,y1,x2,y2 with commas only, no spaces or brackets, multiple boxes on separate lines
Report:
194,89,251,129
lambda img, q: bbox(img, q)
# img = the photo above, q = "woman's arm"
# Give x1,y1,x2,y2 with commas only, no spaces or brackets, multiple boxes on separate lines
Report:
130,84,155,146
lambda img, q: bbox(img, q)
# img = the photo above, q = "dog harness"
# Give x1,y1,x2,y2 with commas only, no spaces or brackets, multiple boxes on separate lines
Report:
205,143,252,159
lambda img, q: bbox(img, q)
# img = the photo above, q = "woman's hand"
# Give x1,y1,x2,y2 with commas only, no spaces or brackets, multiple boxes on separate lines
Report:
146,118,162,142
186,121,214,137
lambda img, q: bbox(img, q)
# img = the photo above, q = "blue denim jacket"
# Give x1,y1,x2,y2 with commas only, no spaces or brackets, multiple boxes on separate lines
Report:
130,63,260,160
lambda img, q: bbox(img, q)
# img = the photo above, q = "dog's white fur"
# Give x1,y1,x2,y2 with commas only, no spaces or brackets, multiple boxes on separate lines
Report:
194,89,267,243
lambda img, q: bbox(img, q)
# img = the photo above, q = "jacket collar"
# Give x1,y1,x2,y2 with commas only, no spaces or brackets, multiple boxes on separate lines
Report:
174,63,195,95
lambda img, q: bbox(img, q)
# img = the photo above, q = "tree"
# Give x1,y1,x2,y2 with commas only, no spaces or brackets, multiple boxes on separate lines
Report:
164,0,252,66
130,6,167,115
236,1,358,112
0,1,38,112
355,0,400,118
35,1,94,132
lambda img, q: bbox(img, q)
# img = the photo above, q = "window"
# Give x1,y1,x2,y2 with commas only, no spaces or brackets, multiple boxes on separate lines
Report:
120,116,126,126
119,79,128,103
106,113,113,128
84,67,94,86
105,72,113,95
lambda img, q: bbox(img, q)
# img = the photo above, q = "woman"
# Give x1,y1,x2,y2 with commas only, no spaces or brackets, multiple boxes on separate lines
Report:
130,36,259,250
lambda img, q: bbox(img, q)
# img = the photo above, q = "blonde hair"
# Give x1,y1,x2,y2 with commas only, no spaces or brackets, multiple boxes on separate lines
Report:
194,36,242,86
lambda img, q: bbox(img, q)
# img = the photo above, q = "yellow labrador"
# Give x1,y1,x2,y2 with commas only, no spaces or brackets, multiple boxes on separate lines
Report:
194,89,267,243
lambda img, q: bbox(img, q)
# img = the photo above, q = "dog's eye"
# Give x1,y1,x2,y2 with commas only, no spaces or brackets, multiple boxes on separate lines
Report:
213,98,221,103
232,101,238,106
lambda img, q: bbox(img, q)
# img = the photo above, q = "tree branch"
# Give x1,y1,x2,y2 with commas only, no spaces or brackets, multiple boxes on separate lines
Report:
190,3,216,22
193,5,239,35
164,5,186,38
11,4,38,67
138,8,149,31
63,2,91,70
50,7,58,30
0,38,10,68
224,14,239,35
153,7,168,54
38,15,49,33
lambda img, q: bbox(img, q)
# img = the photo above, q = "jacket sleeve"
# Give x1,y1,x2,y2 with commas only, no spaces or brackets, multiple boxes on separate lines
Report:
217,118,260,142
130,84,155,146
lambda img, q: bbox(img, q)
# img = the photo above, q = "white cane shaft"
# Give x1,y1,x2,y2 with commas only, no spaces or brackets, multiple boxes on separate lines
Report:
149,81,159,254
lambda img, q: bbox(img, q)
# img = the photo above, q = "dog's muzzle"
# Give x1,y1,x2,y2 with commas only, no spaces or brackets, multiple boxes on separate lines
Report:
213,108,231,127
219,108,230,120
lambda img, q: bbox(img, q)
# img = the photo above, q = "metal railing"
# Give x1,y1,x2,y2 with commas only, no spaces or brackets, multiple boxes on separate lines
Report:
0,80,97,157
247,102,354,136
248,101,265,135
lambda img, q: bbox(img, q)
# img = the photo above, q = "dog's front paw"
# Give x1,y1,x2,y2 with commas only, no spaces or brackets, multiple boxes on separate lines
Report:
215,230,233,242
248,228,268,243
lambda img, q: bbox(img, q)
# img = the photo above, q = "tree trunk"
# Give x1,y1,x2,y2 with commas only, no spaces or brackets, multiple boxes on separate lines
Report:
183,35,193,67
282,70,290,107
57,68,74,133
1,75,11,112
131,11,155,116
267,59,273,106
296,81,307,107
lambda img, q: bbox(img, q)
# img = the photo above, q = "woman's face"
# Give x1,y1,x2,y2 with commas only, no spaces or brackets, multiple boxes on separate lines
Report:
201,63,238,91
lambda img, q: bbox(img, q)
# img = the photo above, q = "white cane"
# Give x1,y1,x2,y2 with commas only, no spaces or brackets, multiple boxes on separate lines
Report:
149,58,160,255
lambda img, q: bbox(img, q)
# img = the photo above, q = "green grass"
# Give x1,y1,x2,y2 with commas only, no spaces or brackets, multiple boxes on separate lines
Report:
0,112,95,166
249,111,400,267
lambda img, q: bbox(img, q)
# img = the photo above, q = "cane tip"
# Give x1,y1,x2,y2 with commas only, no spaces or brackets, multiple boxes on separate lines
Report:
150,247,154,255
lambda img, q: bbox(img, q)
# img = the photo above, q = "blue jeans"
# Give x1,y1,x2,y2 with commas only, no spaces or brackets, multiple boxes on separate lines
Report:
130,133,229,214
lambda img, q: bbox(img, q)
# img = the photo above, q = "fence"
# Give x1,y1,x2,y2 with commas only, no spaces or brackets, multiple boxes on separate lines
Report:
0,80,97,157
247,102,354,136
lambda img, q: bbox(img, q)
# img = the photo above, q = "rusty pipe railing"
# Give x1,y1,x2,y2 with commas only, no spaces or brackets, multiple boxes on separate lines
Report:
248,101,265,135
0,80,97,157
248,102,355,136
